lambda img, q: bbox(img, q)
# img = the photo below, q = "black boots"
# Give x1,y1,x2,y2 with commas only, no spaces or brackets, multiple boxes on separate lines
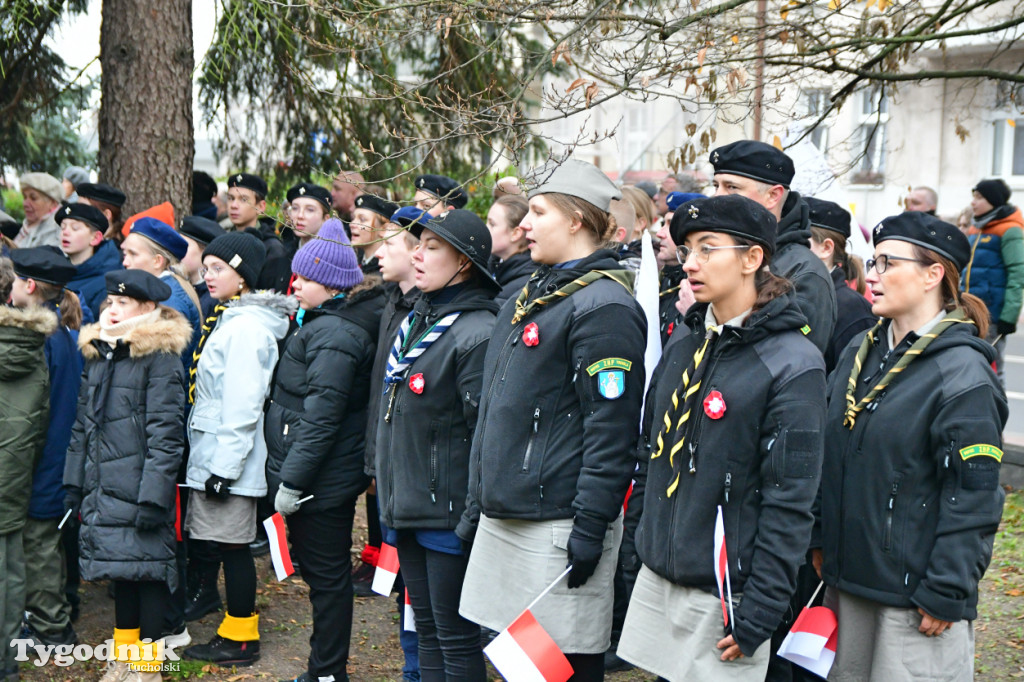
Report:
184,565,222,622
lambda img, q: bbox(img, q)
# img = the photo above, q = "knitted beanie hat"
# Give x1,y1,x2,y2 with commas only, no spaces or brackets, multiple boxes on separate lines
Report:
291,218,364,291
973,179,1011,209
203,232,267,288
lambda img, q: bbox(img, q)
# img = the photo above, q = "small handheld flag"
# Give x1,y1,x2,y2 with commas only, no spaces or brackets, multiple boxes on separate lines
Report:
371,543,400,596
263,513,295,581
484,567,574,682
714,505,736,629
403,588,416,632
777,581,837,678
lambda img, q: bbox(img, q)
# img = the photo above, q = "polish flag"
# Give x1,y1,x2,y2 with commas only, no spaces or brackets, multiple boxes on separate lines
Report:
371,543,400,596
484,609,574,682
403,588,416,632
714,505,735,628
777,605,838,678
263,513,294,581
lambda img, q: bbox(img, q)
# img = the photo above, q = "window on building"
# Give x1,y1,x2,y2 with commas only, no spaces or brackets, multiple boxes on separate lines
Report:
800,88,830,152
851,85,888,185
621,105,652,171
991,83,1024,178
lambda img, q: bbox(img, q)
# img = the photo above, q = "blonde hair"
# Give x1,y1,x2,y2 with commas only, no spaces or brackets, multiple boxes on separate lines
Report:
135,236,203,315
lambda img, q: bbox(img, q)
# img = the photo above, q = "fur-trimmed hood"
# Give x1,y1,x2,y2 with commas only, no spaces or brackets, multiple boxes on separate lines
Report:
0,305,59,336
79,306,194,359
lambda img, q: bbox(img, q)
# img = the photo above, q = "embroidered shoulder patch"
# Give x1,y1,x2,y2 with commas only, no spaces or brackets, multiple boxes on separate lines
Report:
959,444,1003,462
800,325,811,336
586,358,632,376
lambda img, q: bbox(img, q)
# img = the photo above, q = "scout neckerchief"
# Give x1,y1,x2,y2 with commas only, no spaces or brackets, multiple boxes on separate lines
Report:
511,269,635,324
651,327,719,497
843,307,970,429
383,309,462,388
188,295,239,404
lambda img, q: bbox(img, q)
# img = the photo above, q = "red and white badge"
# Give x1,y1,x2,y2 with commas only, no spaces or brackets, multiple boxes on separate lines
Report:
522,322,540,347
409,373,425,394
703,390,726,419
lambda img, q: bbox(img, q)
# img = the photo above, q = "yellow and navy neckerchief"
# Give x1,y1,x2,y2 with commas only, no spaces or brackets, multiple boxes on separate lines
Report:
511,269,635,324
188,295,239,404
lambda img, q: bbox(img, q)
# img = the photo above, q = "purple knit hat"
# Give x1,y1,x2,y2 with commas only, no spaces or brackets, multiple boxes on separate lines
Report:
291,218,364,290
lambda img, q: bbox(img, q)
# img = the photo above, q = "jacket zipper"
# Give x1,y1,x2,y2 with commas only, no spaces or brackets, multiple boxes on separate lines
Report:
475,324,524,448
522,406,541,472
429,424,439,504
883,479,900,551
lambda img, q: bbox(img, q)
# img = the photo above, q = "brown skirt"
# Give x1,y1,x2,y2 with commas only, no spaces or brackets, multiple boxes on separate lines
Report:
184,490,257,544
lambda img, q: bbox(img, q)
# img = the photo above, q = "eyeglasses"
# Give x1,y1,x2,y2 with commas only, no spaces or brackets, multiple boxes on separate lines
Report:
200,264,228,278
676,244,751,265
865,254,927,274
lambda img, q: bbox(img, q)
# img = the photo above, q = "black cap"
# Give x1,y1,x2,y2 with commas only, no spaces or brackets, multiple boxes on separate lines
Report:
193,171,218,203
414,174,468,209
10,246,77,286
286,183,332,210
872,212,970,271
203,232,267,288
354,193,400,220
805,197,851,238
55,203,109,232
228,172,268,199
710,140,795,188
76,182,126,208
409,209,500,292
973,179,1011,209
670,195,778,256
105,269,172,302
180,215,226,247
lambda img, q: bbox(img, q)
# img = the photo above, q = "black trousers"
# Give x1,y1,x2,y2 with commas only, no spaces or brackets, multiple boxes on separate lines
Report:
286,499,357,681
396,534,485,682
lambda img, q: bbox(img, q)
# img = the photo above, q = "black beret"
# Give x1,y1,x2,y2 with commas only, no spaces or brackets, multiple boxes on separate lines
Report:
872,212,970,271
414,174,468,209
104,269,171,302
286,183,332,210
10,246,77,286
228,172,268,198
55,202,109,232
670,194,778,256
805,197,851,238
354,193,400,220
180,215,226,246
710,140,795,189
76,182,126,208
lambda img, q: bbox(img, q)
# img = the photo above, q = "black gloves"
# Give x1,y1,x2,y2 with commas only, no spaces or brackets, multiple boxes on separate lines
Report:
205,474,232,500
566,515,607,589
996,320,1016,337
64,487,83,519
136,503,165,531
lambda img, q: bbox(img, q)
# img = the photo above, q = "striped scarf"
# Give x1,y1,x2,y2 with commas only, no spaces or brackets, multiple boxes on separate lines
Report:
511,269,635,324
651,328,719,496
188,296,239,404
383,310,461,388
843,308,969,429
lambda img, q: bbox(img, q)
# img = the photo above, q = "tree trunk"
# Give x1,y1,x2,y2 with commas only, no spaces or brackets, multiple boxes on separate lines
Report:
98,0,194,222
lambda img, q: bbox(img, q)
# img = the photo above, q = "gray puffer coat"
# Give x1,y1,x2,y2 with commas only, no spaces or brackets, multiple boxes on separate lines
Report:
63,307,192,588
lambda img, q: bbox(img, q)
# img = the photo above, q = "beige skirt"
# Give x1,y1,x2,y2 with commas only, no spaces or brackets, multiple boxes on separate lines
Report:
617,565,770,682
184,490,257,544
459,514,622,654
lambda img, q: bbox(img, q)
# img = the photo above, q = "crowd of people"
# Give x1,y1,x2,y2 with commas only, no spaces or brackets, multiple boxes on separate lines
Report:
0,138,1019,682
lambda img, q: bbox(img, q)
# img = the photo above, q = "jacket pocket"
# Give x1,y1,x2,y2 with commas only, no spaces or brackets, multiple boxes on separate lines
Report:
429,422,440,504
522,404,542,473
883,474,902,553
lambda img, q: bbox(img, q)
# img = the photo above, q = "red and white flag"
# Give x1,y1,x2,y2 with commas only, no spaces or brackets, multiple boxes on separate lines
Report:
403,588,416,632
371,543,400,596
263,513,294,581
484,609,573,682
714,505,735,628
778,582,838,678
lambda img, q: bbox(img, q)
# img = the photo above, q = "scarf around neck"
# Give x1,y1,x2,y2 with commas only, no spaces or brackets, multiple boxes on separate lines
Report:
98,308,162,348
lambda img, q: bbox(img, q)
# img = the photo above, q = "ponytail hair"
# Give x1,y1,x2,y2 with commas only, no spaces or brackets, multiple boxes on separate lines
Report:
810,225,866,295
731,236,793,313
911,245,989,338
33,281,83,331
137,237,203,316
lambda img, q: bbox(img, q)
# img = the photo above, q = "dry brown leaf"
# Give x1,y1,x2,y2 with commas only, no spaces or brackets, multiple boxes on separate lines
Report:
779,30,790,43
585,83,600,108
1009,119,1018,128
444,16,453,38
697,47,707,66
772,135,783,150
731,35,739,44
736,66,749,87
567,77,587,93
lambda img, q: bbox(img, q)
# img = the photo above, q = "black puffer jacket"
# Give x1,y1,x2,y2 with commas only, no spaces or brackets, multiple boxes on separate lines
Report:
774,193,837,353
375,283,498,529
64,307,191,589
246,218,293,293
659,264,686,346
460,250,647,533
265,286,385,513
492,251,537,305
634,294,826,656
364,283,420,476
818,317,1006,623
825,267,876,373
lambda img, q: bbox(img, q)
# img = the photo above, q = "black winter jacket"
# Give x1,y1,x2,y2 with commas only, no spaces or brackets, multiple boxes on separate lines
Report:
818,318,1006,622
265,287,384,513
492,251,537,305
64,307,191,589
460,250,647,533
774,193,837,353
246,218,293,293
824,268,876,373
634,295,826,656
375,283,498,529
364,283,420,476
659,265,686,346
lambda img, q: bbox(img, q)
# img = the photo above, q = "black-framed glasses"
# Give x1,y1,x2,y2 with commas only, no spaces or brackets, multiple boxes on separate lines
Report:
676,244,751,265
865,254,928,274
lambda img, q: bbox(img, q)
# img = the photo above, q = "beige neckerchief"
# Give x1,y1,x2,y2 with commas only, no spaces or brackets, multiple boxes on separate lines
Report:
98,308,161,348
705,304,752,334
